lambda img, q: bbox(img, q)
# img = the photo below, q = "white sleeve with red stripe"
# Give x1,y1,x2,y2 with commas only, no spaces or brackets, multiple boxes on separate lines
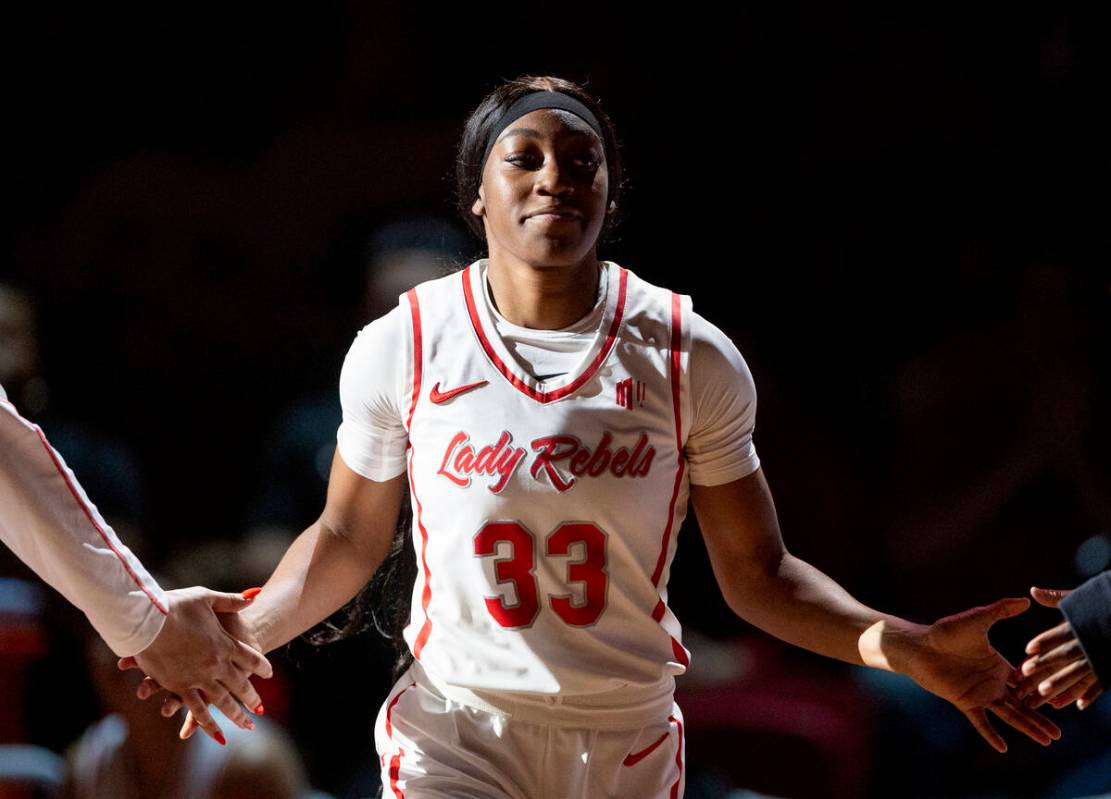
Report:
335,304,410,482
685,310,761,486
0,388,168,657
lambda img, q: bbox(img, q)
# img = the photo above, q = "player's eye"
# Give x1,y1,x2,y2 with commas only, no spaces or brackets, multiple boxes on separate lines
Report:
504,153,538,167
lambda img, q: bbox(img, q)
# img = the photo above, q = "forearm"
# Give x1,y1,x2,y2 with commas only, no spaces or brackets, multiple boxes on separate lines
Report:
241,519,388,653
724,551,926,674
0,395,168,657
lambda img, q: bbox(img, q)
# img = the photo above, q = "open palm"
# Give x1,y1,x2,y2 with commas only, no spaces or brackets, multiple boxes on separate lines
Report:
906,597,1061,752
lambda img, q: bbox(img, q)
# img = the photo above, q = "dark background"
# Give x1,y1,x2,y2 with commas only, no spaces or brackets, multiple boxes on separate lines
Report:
2,3,1109,797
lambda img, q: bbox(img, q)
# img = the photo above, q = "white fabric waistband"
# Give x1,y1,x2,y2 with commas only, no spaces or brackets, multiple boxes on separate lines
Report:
409,659,675,730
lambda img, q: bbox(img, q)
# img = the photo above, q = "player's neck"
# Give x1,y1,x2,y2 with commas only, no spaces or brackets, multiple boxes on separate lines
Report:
484,251,601,330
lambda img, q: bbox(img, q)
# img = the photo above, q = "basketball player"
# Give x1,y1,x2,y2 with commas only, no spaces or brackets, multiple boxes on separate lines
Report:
0,382,270,744
136,76,1062,796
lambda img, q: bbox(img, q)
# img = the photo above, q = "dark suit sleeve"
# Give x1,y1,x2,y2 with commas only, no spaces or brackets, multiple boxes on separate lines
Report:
1059,571,1111,685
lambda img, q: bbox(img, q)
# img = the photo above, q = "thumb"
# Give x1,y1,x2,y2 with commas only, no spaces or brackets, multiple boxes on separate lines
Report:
207,587,263,614
985,597,1031,623
1030,586,1071,608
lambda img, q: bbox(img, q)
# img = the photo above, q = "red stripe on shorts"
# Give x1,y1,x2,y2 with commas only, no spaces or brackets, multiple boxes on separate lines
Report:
388,747,405,798
669,713,685,799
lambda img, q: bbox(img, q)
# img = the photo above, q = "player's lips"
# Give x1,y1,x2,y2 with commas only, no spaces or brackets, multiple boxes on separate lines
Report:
525,207,582,222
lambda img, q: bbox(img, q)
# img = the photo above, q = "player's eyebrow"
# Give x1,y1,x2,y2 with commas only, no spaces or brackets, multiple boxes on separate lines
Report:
501,127,597,141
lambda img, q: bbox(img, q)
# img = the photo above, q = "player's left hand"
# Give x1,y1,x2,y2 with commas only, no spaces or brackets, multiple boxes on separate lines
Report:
903,597,1062,753
1017,587,1103,711
118,586,269,744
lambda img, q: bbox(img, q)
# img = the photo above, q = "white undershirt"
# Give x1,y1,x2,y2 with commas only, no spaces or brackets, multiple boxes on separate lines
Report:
482,260,608,383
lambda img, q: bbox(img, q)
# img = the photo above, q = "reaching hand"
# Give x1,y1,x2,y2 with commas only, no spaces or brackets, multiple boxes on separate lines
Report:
117,586,270,745
903,597,1062,753
1017,587,1103,711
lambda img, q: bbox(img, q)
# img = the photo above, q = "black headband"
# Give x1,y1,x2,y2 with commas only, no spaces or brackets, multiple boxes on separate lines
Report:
480,91,605,173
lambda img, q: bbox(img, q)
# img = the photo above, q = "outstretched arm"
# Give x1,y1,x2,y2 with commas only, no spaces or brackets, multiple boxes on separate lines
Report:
690,467,1061,753
0,389,271,744
129,451,407,737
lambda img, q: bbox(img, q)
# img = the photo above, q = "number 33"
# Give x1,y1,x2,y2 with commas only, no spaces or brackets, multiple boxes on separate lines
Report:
474,521,608,628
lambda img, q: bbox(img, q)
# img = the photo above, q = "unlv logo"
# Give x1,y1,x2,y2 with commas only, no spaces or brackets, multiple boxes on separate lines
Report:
616,377,646,409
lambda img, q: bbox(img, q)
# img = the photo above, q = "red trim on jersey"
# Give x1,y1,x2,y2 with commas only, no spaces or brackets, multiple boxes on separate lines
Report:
669,713,685,799
403,289,434,659
409,447,434,659
650,292,686,587
404,289,423,433
1,399,168,616
622,731,670,766
384,680,416,738
649,292,690,670
388,749,405,798
461,264,628,403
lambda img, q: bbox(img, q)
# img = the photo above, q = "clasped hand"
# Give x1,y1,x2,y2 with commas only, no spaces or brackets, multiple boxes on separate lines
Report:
117,585,270,745
1016,587,1103,711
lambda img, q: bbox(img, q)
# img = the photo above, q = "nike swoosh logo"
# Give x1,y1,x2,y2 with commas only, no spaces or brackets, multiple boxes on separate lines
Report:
429,380,489,404
621,732,669,766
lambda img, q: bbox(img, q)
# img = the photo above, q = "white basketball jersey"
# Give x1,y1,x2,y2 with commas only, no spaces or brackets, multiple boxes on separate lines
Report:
400,260,693,696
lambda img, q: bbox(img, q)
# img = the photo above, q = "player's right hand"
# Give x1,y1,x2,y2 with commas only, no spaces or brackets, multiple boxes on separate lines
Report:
117,586,271,745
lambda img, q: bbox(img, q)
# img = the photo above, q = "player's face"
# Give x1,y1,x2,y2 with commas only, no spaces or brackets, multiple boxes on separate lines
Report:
472,109,609,268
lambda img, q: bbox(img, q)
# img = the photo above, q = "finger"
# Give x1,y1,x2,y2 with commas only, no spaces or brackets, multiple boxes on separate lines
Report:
208,682,254,731
1021,639,1087,686
161,693,185,717
990,696,1061,745
964,708,1007,753
1020,658,1087,704
1078,681,1104,710
135,676,163,701
1025,622,1073,656
232,640,273,680
225,674,265,717
181,711,201,740
1039,660,1091,699
1030,587,1071,609
1051,674,1098,709
989,597,1031,622
117,656,139,671
180,689,226,746
207,588,262,614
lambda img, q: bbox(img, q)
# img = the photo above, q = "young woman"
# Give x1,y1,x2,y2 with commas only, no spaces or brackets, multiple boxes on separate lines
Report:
135,75,1061,797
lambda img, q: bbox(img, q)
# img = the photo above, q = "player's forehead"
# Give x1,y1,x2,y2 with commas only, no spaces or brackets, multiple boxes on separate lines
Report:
494,108,602,150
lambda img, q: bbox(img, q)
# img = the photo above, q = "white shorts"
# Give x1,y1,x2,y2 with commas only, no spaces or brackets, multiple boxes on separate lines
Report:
374,661,686,799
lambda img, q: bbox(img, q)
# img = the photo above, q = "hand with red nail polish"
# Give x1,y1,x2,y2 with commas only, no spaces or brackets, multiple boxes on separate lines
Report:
117,586,273,745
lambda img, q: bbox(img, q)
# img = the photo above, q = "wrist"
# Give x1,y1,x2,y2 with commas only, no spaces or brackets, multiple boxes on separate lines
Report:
858,616,929,674
238,603,273,654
